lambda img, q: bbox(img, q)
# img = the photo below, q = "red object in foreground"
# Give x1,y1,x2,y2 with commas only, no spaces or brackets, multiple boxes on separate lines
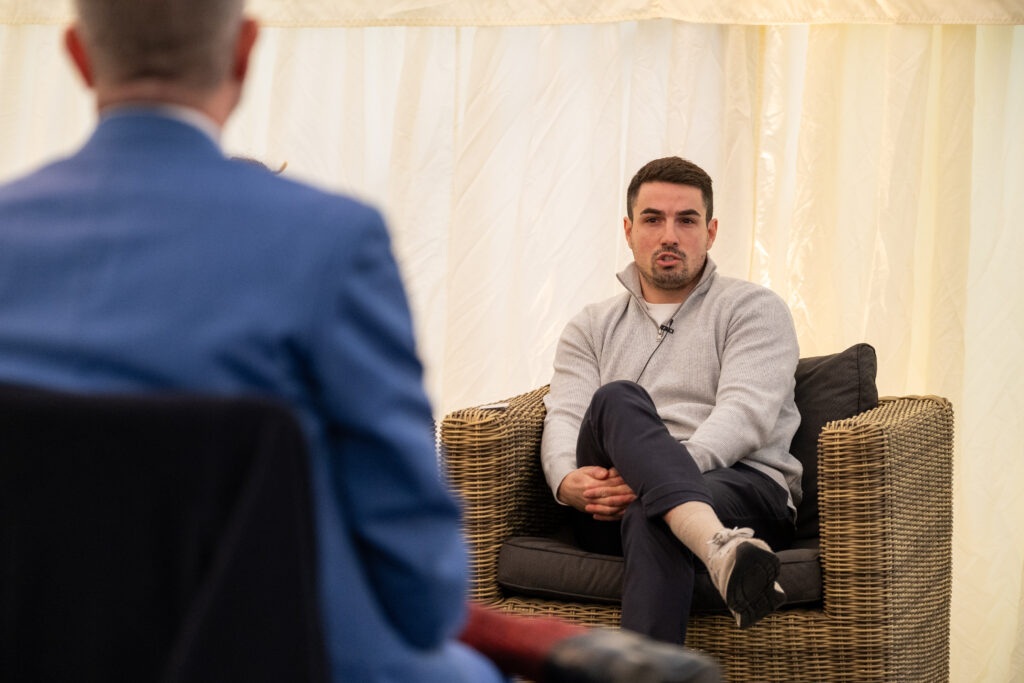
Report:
458,602,587,681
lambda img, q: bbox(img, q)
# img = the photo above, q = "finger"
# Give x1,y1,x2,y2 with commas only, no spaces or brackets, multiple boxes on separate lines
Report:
584,501,620,514
584,497,635,516
583,498,635,515
603,484,634,496
583,484,634,499
601,478,635,496
591,510,626,522
589,494,636,508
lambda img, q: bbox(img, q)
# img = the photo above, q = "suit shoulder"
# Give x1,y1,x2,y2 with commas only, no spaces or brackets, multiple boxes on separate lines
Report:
0,155,79,202
230,161,377,214
224,162,387,237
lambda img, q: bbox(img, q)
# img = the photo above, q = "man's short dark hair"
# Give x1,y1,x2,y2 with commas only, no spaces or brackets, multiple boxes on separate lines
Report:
626,157,714,223
74,0,244,90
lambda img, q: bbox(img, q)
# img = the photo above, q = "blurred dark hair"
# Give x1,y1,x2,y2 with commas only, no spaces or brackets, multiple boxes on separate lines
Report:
73,0,244,90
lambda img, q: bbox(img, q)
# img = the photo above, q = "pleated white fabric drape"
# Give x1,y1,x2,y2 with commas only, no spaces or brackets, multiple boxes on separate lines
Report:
0,6,1021,680
6,0,1023,25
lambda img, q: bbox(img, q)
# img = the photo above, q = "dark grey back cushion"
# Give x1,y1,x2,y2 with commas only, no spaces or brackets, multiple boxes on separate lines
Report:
790,343,878,539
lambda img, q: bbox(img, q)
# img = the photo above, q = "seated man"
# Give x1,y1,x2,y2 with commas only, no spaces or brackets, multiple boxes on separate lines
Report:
0,1,716,681
541,157,802,643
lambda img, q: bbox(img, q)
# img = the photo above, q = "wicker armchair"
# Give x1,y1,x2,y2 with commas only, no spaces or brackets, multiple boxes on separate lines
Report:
440,386,953,682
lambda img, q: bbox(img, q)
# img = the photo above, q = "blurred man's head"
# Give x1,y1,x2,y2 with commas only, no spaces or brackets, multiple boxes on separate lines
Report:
65,0,257,123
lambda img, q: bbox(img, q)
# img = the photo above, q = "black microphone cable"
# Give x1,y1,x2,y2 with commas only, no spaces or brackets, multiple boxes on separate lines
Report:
635,319,674,383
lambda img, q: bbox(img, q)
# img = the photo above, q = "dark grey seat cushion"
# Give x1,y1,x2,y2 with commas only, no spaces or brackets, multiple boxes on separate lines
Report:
498,535,822,611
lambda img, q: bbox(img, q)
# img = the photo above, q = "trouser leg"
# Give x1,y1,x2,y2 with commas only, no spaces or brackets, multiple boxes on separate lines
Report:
570,505,694,644
572,381,709,644
575,381,713,515
617,503,693,642
570,380,794,644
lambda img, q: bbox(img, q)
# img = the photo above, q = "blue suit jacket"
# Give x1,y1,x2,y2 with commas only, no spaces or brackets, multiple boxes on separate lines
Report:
0,112,499,682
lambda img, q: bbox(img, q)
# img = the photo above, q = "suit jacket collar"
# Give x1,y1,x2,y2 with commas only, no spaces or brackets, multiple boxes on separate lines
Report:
101,103,222,144
83,111,225,162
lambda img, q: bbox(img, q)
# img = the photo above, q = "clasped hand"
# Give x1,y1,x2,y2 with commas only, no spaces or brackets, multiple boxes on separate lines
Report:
556,466,637,521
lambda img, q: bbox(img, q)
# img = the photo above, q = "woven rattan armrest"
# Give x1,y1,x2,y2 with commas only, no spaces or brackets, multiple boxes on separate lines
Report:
440,386,556,603
817,396,953,624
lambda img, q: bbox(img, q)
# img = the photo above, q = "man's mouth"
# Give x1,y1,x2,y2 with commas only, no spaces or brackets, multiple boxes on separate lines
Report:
655,252,682,267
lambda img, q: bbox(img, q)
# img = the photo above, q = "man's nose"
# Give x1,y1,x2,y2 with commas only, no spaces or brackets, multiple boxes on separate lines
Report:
659,224,678,246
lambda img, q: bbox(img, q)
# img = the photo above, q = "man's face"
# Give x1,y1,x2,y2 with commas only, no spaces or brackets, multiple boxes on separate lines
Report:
623,181,717,304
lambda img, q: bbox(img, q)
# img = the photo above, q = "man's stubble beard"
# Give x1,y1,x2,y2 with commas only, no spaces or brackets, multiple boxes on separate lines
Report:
642,248,706,292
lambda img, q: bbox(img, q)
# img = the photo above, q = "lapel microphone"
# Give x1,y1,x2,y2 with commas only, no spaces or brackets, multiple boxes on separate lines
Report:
636,319,674,383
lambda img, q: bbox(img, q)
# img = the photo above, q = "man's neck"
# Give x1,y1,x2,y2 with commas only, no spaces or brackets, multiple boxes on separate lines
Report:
94,78,237,129
637,279,693,305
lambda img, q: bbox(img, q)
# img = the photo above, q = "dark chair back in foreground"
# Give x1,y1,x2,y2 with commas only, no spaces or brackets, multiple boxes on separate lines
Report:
0,384,326,683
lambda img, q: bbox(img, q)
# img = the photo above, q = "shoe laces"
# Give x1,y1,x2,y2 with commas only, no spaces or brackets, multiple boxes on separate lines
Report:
707,526,754,556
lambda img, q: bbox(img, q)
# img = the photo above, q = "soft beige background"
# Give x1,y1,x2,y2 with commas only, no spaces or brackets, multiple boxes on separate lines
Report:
1,2,1021,680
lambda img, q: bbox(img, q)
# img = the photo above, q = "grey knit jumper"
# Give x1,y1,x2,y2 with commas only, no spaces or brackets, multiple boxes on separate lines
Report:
540,258,803,514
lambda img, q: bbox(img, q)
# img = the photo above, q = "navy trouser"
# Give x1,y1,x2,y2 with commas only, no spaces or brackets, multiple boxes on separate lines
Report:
571,380,794,644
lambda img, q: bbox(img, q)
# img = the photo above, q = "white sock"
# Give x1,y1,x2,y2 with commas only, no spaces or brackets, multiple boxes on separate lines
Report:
663,501,726,566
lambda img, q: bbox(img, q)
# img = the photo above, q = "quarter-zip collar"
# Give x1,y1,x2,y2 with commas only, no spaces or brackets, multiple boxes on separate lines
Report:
616,258,719,329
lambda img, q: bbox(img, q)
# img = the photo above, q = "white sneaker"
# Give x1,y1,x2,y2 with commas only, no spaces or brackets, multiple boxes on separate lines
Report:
705,527,786,629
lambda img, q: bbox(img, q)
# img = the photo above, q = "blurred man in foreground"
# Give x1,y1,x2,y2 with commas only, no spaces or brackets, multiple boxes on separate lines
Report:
0,2,719,682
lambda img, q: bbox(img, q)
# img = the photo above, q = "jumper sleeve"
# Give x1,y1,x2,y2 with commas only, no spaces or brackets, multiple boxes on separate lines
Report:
541,312,602,500
683,287,799,471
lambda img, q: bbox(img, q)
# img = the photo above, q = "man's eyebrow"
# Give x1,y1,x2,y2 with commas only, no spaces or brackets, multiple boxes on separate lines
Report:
638,208,702,217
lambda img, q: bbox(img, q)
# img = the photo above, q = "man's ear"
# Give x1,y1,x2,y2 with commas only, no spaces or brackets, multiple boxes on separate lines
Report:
64,25,94,88
706,217,718,250
623,215,633,249
231,18,259,82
